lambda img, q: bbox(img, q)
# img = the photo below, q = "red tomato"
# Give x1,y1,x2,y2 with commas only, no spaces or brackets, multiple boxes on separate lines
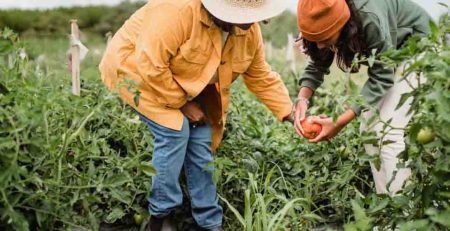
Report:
301,118,322,139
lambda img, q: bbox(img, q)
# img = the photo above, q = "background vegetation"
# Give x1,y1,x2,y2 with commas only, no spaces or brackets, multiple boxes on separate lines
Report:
0,1,298,48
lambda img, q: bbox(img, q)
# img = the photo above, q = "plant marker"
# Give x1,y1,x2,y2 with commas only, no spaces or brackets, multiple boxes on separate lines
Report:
70,19,81,96
69,20,89,96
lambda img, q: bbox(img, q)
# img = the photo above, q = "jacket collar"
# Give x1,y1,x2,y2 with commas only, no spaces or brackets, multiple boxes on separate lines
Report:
353,0,369,10
233,26,248,36
200,5,213,27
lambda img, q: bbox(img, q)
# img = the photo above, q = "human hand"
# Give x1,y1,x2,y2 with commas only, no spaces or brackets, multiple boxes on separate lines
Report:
180,101,205,124
294,98,309,137
308,115,344,143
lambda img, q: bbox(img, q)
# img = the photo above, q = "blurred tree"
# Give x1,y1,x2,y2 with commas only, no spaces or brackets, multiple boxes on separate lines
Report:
0,2,298,46
261,11,298,48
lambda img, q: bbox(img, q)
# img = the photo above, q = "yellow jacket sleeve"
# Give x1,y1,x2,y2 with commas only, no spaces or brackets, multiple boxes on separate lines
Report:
242,25,293,121
135,3,188,109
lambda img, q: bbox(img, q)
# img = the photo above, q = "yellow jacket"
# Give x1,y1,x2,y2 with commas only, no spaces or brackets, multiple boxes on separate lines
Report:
99,0,292,151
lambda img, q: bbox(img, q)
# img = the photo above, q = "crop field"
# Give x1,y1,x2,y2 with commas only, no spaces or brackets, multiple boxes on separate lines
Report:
0,3,449,231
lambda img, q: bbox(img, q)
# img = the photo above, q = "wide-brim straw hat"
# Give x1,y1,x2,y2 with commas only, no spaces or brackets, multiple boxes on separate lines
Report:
201,0,289,24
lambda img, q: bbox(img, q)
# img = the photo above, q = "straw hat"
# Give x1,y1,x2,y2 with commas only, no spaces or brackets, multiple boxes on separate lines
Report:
201,0,289,24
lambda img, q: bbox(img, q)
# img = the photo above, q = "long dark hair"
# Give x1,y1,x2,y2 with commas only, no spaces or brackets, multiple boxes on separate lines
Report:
301,0,367,73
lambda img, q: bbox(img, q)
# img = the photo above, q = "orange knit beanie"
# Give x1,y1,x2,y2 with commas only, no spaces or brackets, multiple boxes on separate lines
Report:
297,0,351,42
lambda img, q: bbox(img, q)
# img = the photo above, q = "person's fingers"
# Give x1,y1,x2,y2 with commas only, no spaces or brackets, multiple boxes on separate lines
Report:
193,114,203,122
309,125,328,142
296,118,306,135
294,106,301,123
296,103,307,121
294,112,302,132
299,110,307,132
299,109,306,121
298,109,306,122
295,105,307,134
294,118,302,131
294,122,304,137
298,121,306,135
319,114,328,119
187,106,204,121
187,112,201,123
309,133,326,143
310,116,325,125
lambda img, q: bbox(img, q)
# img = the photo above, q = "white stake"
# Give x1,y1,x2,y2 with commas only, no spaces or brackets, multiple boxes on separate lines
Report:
70,19,81,96
286,33,296,73
106,32,113,46
265,41,273,60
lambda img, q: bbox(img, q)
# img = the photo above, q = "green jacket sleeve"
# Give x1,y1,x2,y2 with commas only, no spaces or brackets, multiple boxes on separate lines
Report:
396,0,432,37
351,12,395,115
298,54,334,91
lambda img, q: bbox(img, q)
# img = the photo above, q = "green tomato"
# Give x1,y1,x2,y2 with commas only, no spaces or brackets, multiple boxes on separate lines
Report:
134,213,144,225
338,145,348,158
416,128,435,144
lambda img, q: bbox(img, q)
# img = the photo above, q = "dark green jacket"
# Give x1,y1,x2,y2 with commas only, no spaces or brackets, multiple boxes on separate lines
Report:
299,0,431,114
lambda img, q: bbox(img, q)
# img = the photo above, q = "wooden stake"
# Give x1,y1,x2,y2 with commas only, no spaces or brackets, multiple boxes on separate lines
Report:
265,41,273,60
106,32,113,46
286,33,296,73
70,19,81,96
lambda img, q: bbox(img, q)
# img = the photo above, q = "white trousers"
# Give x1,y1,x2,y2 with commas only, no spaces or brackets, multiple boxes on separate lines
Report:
361,65,423,195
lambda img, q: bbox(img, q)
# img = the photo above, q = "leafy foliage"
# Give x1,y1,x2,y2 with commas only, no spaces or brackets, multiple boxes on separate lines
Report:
0,10,448,231
0,2,299,49
0,2,146,36
0,28,154,230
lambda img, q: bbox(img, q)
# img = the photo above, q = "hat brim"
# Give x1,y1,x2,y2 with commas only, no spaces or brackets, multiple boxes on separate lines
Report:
201,0,288,24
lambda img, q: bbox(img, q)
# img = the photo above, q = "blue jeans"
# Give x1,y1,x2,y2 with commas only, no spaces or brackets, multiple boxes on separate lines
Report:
140,115,223,229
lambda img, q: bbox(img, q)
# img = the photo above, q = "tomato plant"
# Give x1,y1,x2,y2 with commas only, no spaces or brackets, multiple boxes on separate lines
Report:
0,9,448,231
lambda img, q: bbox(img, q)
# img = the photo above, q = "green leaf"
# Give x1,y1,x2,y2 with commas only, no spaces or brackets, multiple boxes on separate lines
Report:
0,82,9,94
269,198,305,230
437,2,449,8
367,49,378,67
133,90,141,107
244,189,252,231
429,210,450,226
139,163,157,176
301,213,324,222
381,140,396,145
395,92,412,111
7,209,30,231
373,156,381,172
348,78,359,96
349,200,372,231
105,207,126,223
241,158,259,173
219,194,245,227
429,20,439,41
367,198,389,214
104,174,131,187
110,189,133,204
399,220,429,231
344,223,358,231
